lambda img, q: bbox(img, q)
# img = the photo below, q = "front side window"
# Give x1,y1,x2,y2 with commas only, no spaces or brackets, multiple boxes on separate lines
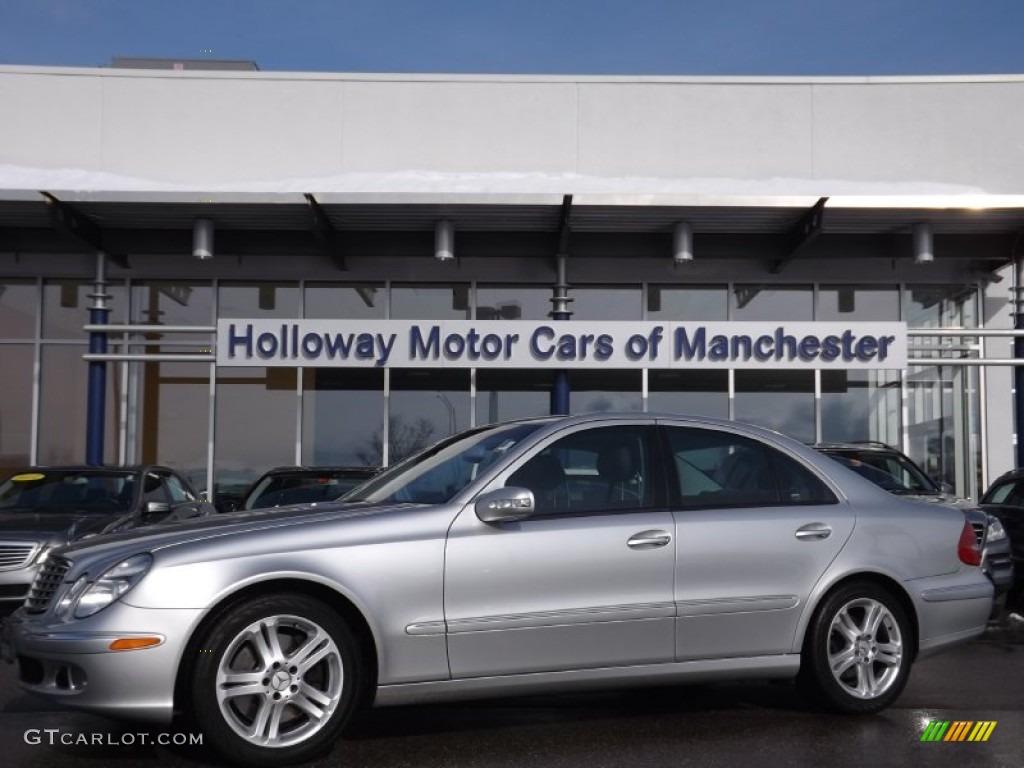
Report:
506,425,653,516
666,427,834,508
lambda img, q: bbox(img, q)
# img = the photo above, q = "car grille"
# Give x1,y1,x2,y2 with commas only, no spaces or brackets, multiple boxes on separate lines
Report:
0,542,38,571
971,521,986,548
24,556,71,614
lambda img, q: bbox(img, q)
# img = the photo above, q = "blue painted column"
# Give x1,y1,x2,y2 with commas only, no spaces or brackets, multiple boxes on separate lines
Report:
549,252,572,415
86,252,110,465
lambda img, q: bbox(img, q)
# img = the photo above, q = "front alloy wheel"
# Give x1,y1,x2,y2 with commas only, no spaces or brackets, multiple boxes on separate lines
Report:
800,583,914,713
191,594,363,767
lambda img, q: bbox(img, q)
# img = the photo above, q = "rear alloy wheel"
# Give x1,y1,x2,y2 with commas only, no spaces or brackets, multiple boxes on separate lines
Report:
800,583,914,713
191,594,363,767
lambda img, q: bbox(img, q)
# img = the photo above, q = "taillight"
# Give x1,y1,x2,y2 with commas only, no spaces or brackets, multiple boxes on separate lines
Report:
957,521,982,566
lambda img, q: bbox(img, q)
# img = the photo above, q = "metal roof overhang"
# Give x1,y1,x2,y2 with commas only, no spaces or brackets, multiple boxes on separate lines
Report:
1,191,1022,263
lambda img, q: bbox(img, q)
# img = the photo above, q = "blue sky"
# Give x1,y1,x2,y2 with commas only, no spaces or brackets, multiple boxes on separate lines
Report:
1,0,1023,75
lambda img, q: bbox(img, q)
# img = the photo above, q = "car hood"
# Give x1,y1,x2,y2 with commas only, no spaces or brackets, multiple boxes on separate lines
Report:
0,510,132,543
52,500,425,572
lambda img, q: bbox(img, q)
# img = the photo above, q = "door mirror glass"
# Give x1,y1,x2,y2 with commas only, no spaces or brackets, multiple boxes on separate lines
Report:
475,487,534,523
142,501,171,520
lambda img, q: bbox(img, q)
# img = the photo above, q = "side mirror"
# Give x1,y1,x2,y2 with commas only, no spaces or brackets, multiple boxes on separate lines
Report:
141,501,171,521
475,487,535,523
939,482,955,495
218,499,238,513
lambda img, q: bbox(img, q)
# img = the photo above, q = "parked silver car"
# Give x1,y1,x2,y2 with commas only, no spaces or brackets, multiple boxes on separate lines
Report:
2,414,994,767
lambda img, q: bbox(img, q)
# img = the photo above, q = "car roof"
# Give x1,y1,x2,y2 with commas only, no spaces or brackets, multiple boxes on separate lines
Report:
262,466,378,475
811,442,902,454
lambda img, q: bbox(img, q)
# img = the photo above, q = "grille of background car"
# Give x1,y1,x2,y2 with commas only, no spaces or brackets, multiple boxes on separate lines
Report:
24,556,70,613
0,542,37,570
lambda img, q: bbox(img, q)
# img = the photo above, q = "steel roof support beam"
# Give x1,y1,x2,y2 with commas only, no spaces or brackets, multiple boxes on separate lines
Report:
771,196,828,274
304,193,347,271
40,192,129,269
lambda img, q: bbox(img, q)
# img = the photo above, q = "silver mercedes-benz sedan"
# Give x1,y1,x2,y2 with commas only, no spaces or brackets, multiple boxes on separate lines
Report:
2,414,994,767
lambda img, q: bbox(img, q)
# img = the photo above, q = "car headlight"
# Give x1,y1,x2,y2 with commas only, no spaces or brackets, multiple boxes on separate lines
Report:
56,554,153,620
986,517,1008,544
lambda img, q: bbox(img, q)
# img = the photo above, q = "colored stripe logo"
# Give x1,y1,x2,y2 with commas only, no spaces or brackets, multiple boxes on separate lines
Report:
921,721,997,742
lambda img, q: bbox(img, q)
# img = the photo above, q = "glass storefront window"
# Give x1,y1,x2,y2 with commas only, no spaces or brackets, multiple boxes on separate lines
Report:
43,279,126,339
734,370,814,443
131,281,214,344
573,286,642,320
0,279,37,338
648,370,728,418
571,370,642,413
476,369,553,424
0,345,33,467
302,369,384,467
214,367,298,500
905,284,978,328
38,345,119,464
475,285,550,321
132,362,210,484
218,282,300,319
646,285,728,320
304,283,385,319
389,370,470,464
818,286,900,321
390,284,470,320
732,285,812,321
821,370,901,445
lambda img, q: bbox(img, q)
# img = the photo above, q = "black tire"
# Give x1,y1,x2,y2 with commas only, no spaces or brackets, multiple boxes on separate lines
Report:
798,582,915,714
190,593,364,767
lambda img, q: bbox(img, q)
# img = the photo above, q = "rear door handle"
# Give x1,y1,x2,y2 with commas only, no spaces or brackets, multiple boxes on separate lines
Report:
627,530,672,549
795,523,832,541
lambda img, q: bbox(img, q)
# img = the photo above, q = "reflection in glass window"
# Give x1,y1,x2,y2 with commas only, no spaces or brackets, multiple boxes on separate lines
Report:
131,282,214,344
646,285,727,321
43,280,126,339
390,284,470,320
818,286,899,321
218,282,300,319
302,369,384,467
821,370,901,445
214,367,297,501
648,371,728,418
304,283,385,319
734,370,814,443
733,285,812,321
0,279,37,339
38,345,119,464
571,370,642,414
573,286,642,320
476,369,553,425
389,369,469,464
134,362,210,478
0,345,33,467
475,285,549,321
905,284,978,328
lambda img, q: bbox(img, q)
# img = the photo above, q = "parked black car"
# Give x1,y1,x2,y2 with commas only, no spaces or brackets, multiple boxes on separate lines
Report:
979,469,1024,598
814,442,1014,611
0,465,213,608
221,465,379,512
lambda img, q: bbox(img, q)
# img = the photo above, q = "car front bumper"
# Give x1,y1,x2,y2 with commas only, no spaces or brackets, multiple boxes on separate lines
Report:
3,602,205,723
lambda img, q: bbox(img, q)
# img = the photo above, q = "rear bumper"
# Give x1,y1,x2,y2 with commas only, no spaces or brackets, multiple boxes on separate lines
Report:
909,570,993,658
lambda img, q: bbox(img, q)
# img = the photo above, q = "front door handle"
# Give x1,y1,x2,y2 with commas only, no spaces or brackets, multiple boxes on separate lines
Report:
795,523,832,541
627,530,672,549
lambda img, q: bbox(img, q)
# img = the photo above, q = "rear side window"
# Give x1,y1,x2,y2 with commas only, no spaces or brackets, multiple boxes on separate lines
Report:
665,427,835,508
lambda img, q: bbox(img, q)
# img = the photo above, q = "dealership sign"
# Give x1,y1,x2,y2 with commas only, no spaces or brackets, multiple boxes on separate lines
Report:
216,320,907,369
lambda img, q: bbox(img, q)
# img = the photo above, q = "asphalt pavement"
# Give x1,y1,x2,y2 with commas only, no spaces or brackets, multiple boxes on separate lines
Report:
1,609,1021,768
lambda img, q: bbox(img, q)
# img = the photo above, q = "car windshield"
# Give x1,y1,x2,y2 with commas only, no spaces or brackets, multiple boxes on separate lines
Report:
823,450,938,494
0,470,137,513
343,421,548,505
244,473,373,510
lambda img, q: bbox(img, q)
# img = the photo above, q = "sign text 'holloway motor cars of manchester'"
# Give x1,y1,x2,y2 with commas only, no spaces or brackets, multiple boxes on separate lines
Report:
216,320,907,369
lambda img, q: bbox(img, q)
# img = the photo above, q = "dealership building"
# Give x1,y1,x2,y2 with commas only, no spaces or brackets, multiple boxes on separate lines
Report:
1,62,1023,501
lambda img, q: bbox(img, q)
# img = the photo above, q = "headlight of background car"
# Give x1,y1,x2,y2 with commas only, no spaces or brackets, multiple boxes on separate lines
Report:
986,517,1007,543
55,554,153,620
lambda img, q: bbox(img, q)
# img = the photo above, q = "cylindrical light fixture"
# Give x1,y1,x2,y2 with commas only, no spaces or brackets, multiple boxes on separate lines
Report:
673,221,694,265
913,222,934,264
193,218,215,260
435,220,455,262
